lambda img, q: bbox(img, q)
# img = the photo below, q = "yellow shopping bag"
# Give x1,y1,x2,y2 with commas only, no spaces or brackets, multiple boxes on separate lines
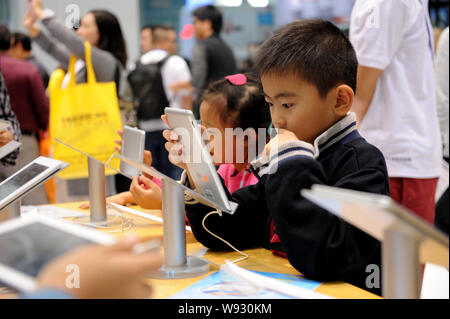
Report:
49,41,121,179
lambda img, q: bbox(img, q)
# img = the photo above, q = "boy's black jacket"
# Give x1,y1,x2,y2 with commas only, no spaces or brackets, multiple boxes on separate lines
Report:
185,114,390,296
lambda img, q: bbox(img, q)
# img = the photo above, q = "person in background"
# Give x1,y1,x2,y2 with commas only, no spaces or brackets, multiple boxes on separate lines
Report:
24,0,127,89
23,0,128,199
191,5,236,91
140,25,154,55
0,70,21,167
164,26,178,56
434,26,449,235
349,0,442,225
171,5,237,118
9,32,49,88
127,25,191,180
0,23,48,205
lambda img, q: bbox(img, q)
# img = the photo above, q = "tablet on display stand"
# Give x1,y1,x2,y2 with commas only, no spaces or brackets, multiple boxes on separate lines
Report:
164,107,234,214
0,156,69,222
0,215,116,293
112,153,238,280
54,139,132,231
301,184,449,299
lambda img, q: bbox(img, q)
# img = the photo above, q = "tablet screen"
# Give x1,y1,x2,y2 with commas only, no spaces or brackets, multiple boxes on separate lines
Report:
0,222,94,278
0,163,48,199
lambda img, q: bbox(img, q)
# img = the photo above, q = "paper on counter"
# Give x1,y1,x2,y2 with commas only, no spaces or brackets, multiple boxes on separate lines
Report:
21,205,86,219
108,203,192,232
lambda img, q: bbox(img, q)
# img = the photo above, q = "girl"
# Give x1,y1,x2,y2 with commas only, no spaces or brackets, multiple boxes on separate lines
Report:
166,73,271,193
93,74,271,211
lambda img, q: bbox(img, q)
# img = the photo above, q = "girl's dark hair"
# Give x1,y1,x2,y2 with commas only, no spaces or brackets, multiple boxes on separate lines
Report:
90,10,127,67
200,74,271,133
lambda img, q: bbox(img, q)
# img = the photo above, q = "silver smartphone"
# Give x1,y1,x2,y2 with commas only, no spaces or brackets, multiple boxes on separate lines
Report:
164,108,234,214
120,126,146,179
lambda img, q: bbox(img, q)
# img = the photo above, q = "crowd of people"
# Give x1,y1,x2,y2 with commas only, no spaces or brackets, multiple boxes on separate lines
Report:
0,0,448,299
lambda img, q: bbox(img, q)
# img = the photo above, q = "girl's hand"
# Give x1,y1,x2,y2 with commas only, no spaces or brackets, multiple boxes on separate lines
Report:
129,176,162,210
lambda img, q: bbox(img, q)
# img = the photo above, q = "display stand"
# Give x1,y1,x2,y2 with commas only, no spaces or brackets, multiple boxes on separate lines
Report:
382,222,423,298
0,157,68,222
302,184,449,299
54,138,131,230
72,157,129,229
148,179,209,279
110,154,240,279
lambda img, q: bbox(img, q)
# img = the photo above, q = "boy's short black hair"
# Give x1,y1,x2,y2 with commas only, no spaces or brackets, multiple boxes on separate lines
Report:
192,5,223,34
12,32,32,51
255,20,358,98
0,23,11,51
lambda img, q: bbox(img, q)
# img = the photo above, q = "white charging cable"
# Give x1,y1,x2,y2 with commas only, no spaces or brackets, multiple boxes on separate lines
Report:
201,210,248,264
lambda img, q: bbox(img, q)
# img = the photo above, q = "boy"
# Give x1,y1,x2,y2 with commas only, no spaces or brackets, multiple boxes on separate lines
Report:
164,20,389,296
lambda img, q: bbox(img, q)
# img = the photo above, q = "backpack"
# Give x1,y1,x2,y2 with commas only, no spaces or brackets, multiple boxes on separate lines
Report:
127,56,170,121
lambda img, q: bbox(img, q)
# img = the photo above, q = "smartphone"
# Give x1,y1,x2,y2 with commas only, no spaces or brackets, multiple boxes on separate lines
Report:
120,126,146,179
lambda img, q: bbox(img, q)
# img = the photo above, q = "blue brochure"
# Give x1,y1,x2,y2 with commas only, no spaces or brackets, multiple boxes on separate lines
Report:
170,270,322,299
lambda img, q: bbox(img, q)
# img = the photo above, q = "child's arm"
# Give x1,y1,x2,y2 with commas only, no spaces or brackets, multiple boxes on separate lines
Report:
184,175,271,251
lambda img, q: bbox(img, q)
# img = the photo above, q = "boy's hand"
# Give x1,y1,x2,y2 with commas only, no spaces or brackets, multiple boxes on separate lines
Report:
129,176,162,210
36,237,163,299
263,129,299,157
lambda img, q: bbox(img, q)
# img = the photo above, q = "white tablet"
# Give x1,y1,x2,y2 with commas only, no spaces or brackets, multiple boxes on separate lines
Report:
164,108,233,214
0,156,68,211
0,215,116,293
